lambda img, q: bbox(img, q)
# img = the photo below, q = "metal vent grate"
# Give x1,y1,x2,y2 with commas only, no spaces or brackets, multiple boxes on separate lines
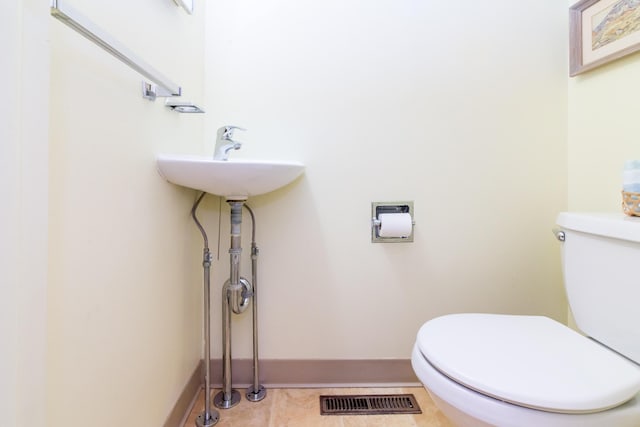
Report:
319,394,422,416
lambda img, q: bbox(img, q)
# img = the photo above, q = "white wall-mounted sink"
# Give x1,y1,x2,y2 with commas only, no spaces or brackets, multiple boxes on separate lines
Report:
157,154,305,199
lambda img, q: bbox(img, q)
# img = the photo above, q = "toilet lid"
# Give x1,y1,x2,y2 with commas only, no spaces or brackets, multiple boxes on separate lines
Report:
416,313,640,413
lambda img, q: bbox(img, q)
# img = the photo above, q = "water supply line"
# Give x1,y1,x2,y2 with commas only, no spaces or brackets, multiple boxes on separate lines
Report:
191,192,220,427
244,204,266,402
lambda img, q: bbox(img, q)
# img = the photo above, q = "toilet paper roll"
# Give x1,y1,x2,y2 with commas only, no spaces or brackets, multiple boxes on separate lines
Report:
378,213,413,238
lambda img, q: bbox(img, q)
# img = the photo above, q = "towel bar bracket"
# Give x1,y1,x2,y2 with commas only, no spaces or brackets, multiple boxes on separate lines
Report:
142,82,176,101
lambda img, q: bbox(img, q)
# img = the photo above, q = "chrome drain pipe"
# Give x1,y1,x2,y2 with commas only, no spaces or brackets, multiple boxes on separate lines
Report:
214,200,265,408
214,201,244,409
191,193,220,427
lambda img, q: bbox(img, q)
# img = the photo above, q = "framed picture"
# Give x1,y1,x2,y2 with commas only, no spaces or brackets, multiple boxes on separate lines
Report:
173,0,194,15
569,0,640,76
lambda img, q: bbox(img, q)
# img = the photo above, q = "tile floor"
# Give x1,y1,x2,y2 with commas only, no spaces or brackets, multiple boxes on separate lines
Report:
183,387,453,427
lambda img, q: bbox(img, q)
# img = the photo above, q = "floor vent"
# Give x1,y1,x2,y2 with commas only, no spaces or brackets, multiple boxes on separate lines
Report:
319,393,422,416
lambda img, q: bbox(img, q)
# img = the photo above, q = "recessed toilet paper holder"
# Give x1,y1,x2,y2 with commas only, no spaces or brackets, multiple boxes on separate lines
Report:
371,201,415,243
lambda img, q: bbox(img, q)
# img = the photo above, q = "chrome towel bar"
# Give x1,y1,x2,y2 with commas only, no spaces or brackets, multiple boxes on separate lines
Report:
50,0,182,98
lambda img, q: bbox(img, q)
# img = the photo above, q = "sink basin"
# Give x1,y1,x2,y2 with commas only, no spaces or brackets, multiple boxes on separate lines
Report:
157,154,305,199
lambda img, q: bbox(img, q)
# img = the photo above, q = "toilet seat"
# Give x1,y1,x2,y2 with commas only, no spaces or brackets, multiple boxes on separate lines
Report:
416,313,640,414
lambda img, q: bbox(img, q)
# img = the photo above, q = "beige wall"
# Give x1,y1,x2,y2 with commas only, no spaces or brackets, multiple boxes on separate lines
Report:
47,1,205,426
1,1,49,425
568,54,640,210
565,0,640,327
202,0,569,360
3,0,584,424
1,2,22,422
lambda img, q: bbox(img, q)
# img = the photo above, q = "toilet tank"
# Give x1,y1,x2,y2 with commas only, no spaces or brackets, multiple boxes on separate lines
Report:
557,212,640,364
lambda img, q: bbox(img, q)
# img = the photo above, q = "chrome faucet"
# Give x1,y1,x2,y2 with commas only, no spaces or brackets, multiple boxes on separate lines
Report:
214,125,245,160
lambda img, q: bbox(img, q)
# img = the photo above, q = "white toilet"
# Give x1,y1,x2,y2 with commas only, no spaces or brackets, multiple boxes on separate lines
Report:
411,212,640,427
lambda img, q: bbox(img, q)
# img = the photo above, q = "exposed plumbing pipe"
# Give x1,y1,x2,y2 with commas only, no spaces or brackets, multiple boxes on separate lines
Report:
191,192,219,427
244,204,266,402
214,200,246,409
228,202,251,315
214,200,266,409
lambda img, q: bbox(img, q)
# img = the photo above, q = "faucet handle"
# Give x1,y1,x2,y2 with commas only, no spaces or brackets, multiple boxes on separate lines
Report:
218,125,246,140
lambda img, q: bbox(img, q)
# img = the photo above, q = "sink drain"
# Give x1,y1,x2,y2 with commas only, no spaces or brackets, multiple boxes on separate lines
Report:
319,393,422,416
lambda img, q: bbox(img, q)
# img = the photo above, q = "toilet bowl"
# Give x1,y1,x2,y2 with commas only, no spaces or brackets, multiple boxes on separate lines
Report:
411,313,640,427
411,213,640,427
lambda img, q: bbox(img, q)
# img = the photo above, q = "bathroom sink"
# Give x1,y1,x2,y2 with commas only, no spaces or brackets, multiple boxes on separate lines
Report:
156,154,305,199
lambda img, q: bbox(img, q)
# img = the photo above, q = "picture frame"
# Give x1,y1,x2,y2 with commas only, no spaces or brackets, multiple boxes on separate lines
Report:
173,0,193,15
569,0,640,76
